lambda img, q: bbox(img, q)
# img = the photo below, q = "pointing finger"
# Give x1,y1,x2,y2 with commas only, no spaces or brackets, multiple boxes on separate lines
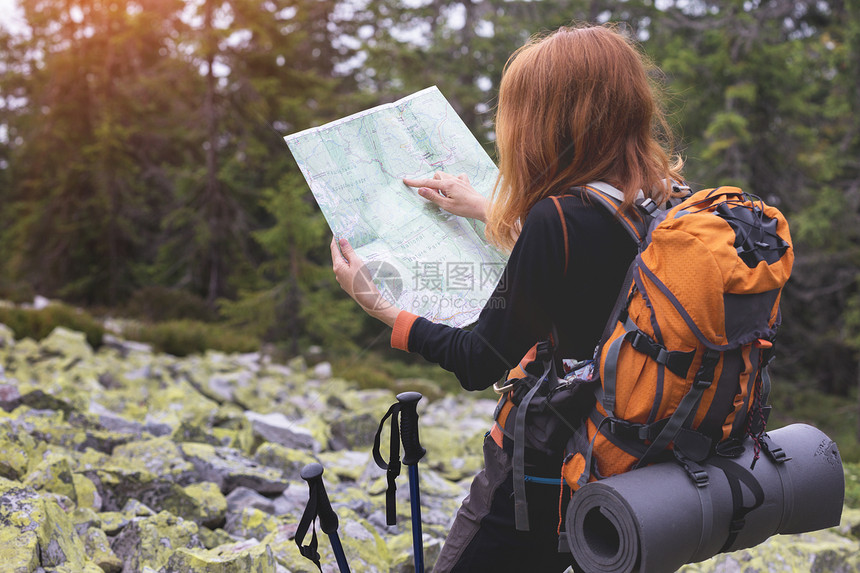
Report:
403,177,443,190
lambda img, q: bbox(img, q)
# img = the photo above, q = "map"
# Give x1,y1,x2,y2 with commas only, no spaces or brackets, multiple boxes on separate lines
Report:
285,86,507,327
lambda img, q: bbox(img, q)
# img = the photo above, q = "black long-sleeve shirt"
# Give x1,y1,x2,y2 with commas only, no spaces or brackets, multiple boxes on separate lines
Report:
390,192,637,391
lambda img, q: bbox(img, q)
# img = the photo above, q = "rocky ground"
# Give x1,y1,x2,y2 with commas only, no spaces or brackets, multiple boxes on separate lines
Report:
0,324,858,572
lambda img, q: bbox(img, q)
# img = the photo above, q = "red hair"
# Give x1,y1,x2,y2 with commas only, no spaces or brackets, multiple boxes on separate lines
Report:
487,23,683,250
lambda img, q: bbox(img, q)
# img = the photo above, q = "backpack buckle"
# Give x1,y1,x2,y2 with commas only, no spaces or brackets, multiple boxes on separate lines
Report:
690,468,710,487
762,434,791,464
607,417,651,442
672,182,691,195
692,350,720,390
607,417,634,439
766,445,788,463
692,377,712,390
636,197,659,215
674,450,710,487
629,330,647,349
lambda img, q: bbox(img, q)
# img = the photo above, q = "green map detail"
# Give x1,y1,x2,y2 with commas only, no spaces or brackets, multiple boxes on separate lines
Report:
286,87,507,327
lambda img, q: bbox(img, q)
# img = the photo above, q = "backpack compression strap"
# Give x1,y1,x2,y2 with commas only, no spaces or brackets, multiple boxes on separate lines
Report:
707,456,765,552
512,356,555,531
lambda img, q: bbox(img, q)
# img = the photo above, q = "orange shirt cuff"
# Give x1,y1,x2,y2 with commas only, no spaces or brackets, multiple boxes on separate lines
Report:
390,310,420,351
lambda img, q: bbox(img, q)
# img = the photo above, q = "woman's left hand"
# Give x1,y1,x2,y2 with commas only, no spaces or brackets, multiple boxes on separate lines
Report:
331,237,400,327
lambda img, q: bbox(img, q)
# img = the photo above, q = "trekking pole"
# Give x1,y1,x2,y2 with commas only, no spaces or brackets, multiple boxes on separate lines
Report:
398,391,427,573
296,462,351,573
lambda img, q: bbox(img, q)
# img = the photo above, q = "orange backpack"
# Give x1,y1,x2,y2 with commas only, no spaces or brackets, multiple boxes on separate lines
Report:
562,184,794,490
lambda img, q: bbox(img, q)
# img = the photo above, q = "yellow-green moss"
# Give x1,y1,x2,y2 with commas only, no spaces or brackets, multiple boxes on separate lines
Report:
225,507,280,541
71,473,99,510
0,438,29,480
112,510,201,571
182,481,227,526
83,527,122,573
166,544,278,573
23,454,77,504
197,526,236,550
0,527,40,573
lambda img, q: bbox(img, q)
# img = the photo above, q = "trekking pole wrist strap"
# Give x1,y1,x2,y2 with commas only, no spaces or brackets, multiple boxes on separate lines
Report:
373,403,403,525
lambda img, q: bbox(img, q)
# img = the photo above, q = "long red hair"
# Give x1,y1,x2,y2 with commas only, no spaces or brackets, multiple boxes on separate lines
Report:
487,23,683,250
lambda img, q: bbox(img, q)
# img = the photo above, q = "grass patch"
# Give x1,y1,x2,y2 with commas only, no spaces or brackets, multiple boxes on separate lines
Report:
123,319,260,357
844,463,860,509
769,383,860,463
0,303,104,348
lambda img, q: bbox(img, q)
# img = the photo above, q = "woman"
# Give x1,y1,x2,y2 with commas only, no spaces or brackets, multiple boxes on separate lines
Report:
331,23,683,572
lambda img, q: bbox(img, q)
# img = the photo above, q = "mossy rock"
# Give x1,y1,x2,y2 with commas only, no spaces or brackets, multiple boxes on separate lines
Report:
179,442,287,495
198,526,237,550
166,542,278,573
109,510,202,572
71,472,100,510
0,477,91,571
22,453,77,503
82,466,170,512
328,411,383,451
224,506,281,541
83,527,123,573
0,437,30,480
0,322,16,348
316,451,369,483
679,529,860,572
420,424,485,482
171,419,224,447
268,507,391,573
70,506,101,534
41,326,95,361
253,443,318,481
111,436,197,483
97,513,127,536
182,481,228,528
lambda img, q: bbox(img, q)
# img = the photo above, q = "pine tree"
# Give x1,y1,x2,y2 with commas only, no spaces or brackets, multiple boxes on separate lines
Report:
0,0,197,305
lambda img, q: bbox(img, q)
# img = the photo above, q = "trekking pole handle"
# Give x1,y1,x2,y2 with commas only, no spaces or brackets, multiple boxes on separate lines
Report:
397,391,427,465
300,463,339,534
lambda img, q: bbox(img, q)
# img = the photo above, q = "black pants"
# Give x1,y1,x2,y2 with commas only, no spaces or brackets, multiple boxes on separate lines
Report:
434,435,576,572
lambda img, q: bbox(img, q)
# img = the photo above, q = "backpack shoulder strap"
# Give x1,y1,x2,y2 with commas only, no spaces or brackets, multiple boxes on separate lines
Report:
577,182,652,245
578,182,655,416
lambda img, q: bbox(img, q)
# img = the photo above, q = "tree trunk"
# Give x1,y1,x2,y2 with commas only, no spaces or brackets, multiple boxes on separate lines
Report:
204,0,221,307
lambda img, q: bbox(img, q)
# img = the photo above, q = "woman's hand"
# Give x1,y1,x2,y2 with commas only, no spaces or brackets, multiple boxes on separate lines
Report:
403,172,490,223
330,237,400,327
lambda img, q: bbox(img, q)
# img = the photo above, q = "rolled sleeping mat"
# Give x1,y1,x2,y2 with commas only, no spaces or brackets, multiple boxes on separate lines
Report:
565,423,844,573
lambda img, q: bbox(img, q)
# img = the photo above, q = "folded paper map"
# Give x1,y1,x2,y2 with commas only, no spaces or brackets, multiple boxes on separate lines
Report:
285,87,507,327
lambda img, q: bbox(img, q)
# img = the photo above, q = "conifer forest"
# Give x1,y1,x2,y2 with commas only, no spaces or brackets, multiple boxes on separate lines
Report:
1,0,859,449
